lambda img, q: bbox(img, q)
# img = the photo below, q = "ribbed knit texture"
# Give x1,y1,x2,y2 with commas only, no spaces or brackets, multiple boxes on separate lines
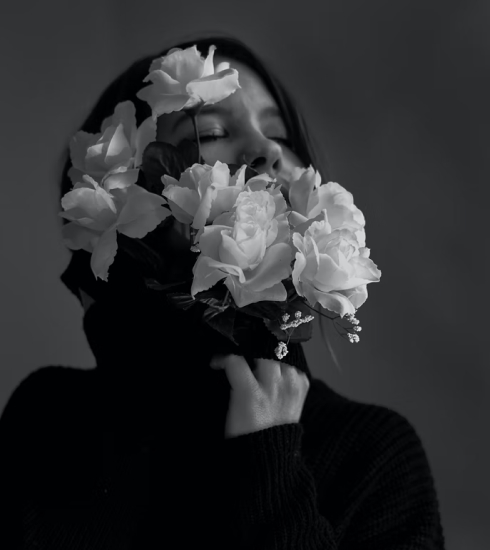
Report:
0,296,446,549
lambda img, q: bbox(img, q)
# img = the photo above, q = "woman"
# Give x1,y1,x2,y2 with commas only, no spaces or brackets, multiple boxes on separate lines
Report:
0,35,445,549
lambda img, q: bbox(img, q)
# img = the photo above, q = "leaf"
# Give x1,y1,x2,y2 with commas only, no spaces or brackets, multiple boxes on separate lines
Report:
239,300,286,321
139,141,189,194
176,139,200,167
166,292,197,311
203,307,237,345
117,232,164,275
144,278,190,292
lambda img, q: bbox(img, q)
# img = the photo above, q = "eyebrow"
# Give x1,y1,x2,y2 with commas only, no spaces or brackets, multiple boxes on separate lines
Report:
171,104,283,132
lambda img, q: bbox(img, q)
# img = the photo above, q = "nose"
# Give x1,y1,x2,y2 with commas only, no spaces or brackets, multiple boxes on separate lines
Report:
242,138,283,177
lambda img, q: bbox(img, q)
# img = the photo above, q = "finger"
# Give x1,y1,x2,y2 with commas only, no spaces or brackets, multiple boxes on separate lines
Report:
210,355,226,370
280,362,298,377
254,358,282,387
218,355,259,392
281,362,310,389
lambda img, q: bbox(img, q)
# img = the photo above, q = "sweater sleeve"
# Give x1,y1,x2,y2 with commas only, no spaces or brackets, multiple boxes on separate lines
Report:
221,408,445,550
222,422,338,549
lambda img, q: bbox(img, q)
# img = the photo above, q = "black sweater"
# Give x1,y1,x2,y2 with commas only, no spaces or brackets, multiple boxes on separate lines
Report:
0,298,446,549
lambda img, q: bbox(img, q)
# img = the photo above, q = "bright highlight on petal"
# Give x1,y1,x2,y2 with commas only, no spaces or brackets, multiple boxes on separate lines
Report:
136,45,240,119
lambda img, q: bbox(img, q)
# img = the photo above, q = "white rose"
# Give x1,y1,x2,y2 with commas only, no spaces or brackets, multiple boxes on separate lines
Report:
292,210,381,316
162,162,249,231
191,182,292,307
136,45,240,118
288,166,366,246
59,169,169,282
68,101,156,184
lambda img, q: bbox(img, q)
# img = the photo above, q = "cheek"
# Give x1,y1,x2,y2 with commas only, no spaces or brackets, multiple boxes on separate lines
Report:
282,147,305,171
200,142,238,166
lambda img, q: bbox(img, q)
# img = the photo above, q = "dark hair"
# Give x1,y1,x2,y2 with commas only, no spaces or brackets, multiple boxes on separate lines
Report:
59,35,329,202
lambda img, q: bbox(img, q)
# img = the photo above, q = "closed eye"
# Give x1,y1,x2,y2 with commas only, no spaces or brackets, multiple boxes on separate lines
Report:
271,137,293,148
198,130,228,142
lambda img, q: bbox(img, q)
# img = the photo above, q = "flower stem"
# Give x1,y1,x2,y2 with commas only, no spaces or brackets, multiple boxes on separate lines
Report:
190,114,202,164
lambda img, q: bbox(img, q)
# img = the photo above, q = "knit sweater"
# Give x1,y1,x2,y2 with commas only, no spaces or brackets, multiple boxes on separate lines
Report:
0,298,446,549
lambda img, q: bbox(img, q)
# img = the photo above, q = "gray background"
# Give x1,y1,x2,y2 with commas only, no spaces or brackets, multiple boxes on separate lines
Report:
1,0,489,547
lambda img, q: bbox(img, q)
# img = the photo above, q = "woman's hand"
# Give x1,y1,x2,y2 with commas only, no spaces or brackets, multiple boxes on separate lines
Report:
210,354,310,439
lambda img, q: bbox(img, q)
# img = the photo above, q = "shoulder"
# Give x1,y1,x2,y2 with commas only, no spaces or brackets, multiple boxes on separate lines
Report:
304,379,440,512
1,366,97,438
304,378,433,470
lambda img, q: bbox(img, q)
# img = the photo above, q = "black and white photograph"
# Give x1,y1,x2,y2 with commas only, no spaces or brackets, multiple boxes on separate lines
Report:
0,0,488,548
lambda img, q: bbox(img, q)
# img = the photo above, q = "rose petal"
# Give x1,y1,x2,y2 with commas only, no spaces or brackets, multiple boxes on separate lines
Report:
161,46,205,86
292,250,307,295
60,222,99,252
191,258,228,296
110,101,137,144
289,166,317,216
313,288,356,317
191,255,244,297
186,68,240,106
219,232,250,270
272,213,290,245
137,81,190,117
208,186,242,222
313,253,351,292
339,285,368,309
202,45,217,78
60,184,117,230
69,131,99,172
103,169,139,191
225,278,286,308
90,228,118,282
90,124,132,172
288,211,309,229
163,185,200,221
134,116,157,167
117,184,167,227
212,211,235,227
118,205,170,239
229,164,247,188
349,255,382,283
192,185,217,230
143,69,184,95
233,224,266,269
197,224,229,258
242,242,292,292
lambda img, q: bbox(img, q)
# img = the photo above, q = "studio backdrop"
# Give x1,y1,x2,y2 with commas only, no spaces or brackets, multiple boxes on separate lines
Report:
0,1,488,548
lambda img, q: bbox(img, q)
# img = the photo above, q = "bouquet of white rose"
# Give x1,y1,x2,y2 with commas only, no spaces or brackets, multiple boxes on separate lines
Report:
59,45,381,360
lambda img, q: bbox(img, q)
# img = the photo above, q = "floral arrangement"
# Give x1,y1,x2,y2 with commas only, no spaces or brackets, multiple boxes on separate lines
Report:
59,45,381,359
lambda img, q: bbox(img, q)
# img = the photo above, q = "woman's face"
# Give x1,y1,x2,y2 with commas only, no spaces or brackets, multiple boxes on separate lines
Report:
156,57,305,193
